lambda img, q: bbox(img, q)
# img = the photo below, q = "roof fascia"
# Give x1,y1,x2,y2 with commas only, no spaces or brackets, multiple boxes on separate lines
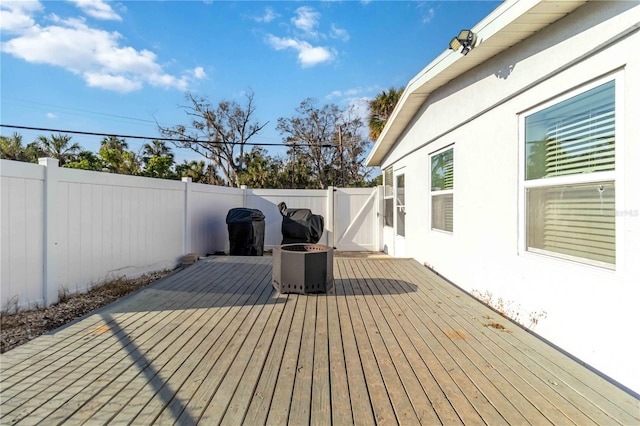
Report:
365,0,588,167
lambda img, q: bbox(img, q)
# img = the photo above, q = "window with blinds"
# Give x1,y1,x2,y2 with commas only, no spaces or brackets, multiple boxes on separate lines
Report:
431,147,454,232
524,80,616,268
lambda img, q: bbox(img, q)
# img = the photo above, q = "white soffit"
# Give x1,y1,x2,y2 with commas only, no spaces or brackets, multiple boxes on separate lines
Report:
366,0,589,167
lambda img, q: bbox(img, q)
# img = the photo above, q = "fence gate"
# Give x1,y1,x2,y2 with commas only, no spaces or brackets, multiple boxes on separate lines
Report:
333,187,380,251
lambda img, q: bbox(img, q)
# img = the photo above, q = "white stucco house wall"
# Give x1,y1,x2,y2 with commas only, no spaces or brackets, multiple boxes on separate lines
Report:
366,0,640,395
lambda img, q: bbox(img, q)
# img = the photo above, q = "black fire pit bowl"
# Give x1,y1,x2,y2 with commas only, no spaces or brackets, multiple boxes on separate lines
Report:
272,244,334,294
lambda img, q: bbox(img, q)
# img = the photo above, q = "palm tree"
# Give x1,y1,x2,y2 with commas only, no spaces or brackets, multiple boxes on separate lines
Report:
368,87,404,141
142,140,172,157
176,160,207,183
65,150,104,171
36,133,81,166
1,133,42,163
141,140,173,164
99,136,140,175
100,136,128,152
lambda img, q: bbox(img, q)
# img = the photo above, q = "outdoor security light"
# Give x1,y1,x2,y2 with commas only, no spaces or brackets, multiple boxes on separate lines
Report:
449,30,477,55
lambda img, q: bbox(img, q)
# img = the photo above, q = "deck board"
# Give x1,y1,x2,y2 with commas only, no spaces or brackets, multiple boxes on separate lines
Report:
333,261,374,426
310,292,331,426
339,259,398,424
1,255,638,425
390,260,583,425
390,259,638,425
350,259,452,425
265,293,305,425
241,293,295,425
348,261,421,424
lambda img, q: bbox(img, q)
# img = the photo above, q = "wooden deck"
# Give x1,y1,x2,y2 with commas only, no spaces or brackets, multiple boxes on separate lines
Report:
1,255,638,425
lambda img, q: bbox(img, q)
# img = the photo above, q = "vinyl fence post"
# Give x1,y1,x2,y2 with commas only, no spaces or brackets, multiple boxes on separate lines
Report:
241,185,247,208
39,157,59,306
182,177,193,255
327,186,335,248
376,185,384,251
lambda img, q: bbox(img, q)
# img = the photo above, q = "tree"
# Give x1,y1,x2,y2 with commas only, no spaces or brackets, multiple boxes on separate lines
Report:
277,98,372,189
0,133,42,163
143,156,176,179
65,150,103,171
368,174,383,187
282,148,313,189
141,140,173,164
99,136,140,175
368,87,404,141
101,135,128,151
158,90,268,187
337,108,375,187
237,147,287,189
141,140,175,179
36,133,81,166
175,160,223,185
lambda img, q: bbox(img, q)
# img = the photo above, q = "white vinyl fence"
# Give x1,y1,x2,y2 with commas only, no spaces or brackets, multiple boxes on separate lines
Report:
0,158,379,309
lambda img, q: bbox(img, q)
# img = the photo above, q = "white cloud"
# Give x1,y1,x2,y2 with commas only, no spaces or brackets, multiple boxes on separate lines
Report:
326,86,372,100
84,72,142,92
265,6,350,68
266,35,334,68
292,6,319,37
253,7,278,23
192,66,206,79
46,112,58,119
0,1,43,33
421,6,435,24
298,44,333,68
330,24,349,42
324,87,381,127
68,0,122,21
1,11,203,93
147,72,188,91
347,96,371,123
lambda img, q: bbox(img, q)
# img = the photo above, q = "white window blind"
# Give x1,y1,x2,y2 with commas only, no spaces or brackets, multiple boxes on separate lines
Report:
431,147,454,232
527,183,615,265
524,80,615,267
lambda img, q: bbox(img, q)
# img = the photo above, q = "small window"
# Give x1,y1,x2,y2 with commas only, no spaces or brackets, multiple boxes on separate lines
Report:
383,167,393,227
431,147,454,232
523,79,616,268
396,173,405,237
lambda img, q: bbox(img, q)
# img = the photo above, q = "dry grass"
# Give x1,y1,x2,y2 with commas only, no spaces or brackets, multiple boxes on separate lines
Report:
1,269,174,353
471,289,547,329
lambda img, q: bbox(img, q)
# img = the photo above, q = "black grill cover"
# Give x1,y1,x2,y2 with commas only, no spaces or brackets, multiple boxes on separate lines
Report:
278,202,324,244
226,208,265,256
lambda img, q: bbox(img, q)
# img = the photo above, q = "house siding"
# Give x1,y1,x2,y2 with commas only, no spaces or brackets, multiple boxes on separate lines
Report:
381,1,640,393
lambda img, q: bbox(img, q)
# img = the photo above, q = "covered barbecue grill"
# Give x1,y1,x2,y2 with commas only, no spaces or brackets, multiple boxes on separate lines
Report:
226,208,265,256
278,202,324,244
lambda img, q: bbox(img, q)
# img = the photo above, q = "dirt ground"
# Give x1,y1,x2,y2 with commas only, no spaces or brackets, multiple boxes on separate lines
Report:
0,269,174,354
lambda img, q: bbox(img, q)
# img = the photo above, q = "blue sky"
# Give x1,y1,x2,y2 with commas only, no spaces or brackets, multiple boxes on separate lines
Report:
1,0,500,165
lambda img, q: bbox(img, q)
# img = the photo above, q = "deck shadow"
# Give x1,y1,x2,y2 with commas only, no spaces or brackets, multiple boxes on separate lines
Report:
96,313,199,423
103,257,418,312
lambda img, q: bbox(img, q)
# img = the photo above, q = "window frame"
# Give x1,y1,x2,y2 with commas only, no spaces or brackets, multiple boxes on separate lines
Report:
430,145,454,233
383,167,394,228
395,171,406,237
518,72,624,270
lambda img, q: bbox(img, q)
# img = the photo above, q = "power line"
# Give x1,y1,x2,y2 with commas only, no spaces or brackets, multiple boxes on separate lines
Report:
2,97,158,125
2,98,286,145
0,124,335,148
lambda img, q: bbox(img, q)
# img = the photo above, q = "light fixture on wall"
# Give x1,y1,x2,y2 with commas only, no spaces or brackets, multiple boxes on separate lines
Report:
449,30,477,55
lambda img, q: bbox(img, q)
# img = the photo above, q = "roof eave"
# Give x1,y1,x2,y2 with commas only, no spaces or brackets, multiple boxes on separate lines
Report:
365,0,589,167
